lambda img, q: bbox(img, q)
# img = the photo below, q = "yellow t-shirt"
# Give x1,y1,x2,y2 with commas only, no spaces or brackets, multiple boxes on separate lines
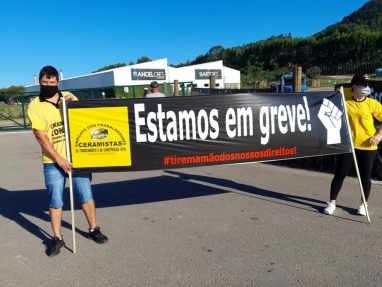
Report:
346,97,382,150
28,92,77,163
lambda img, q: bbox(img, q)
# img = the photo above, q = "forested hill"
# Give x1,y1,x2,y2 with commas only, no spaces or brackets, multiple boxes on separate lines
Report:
315,0,382,38
176,0,382,81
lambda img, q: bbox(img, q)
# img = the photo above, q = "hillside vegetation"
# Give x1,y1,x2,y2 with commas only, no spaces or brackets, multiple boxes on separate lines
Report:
174,0,382,83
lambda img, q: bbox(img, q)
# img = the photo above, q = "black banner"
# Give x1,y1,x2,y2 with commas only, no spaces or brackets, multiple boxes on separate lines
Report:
66,92,352,173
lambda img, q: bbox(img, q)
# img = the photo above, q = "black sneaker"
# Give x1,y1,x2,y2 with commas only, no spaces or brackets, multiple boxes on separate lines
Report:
47,236,65,257
88,227,108,244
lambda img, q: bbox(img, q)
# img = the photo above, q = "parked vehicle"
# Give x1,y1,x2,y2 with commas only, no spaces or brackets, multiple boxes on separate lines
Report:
270,72,307,92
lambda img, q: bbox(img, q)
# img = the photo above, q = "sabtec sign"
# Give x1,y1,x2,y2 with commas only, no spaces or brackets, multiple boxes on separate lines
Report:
195,69,222,79
131,69,166,80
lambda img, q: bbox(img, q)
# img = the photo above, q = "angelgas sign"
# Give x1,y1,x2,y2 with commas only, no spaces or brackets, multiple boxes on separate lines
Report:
131,69,166,81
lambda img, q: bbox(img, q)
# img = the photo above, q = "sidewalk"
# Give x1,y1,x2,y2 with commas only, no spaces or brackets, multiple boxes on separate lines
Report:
1,131,382,287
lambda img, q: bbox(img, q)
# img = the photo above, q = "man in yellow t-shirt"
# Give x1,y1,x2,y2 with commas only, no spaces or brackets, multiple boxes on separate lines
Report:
28,66,108,257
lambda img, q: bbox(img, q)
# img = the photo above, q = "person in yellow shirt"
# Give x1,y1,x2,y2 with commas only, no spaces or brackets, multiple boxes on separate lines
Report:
324,74,382,216
28,66,108,257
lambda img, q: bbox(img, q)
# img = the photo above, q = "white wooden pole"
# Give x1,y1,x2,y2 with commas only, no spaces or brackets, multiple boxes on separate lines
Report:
62,97,77,252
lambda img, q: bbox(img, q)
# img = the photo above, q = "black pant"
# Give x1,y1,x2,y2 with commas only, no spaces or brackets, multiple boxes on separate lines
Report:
330,149,377,201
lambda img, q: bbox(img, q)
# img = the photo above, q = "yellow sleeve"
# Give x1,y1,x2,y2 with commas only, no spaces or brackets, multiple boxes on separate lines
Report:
27,98,45,131
61,91,78,101
372,99,382,122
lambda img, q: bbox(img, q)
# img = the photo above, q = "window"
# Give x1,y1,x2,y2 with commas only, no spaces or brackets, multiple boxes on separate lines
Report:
204,84,209,87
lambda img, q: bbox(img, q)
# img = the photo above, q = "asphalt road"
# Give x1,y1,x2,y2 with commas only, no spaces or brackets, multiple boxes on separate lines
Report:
1,131,382,287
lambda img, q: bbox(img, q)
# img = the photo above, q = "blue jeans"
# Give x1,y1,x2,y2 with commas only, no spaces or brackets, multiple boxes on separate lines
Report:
43,163,93,208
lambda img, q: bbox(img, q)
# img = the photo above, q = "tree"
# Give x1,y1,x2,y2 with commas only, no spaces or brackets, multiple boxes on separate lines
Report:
0,85,26,103
306,66,322,79
92,63,126,73
136,56,151,64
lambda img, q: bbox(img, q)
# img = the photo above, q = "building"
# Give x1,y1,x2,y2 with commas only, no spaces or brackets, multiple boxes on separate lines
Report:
25,59,240,97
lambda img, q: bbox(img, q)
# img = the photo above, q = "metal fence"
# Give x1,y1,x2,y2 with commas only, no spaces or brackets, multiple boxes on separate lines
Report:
318,61,382,77
0,93,34,131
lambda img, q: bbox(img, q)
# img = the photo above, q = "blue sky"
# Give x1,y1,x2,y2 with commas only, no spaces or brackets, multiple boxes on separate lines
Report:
1,0,369,88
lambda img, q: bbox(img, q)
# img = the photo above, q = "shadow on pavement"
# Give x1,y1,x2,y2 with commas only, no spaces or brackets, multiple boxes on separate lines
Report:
0,173,230,245
1,169,343,245
163,170,325,211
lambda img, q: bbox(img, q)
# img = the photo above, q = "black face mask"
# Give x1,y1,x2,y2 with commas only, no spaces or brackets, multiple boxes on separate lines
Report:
40,85,58,99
